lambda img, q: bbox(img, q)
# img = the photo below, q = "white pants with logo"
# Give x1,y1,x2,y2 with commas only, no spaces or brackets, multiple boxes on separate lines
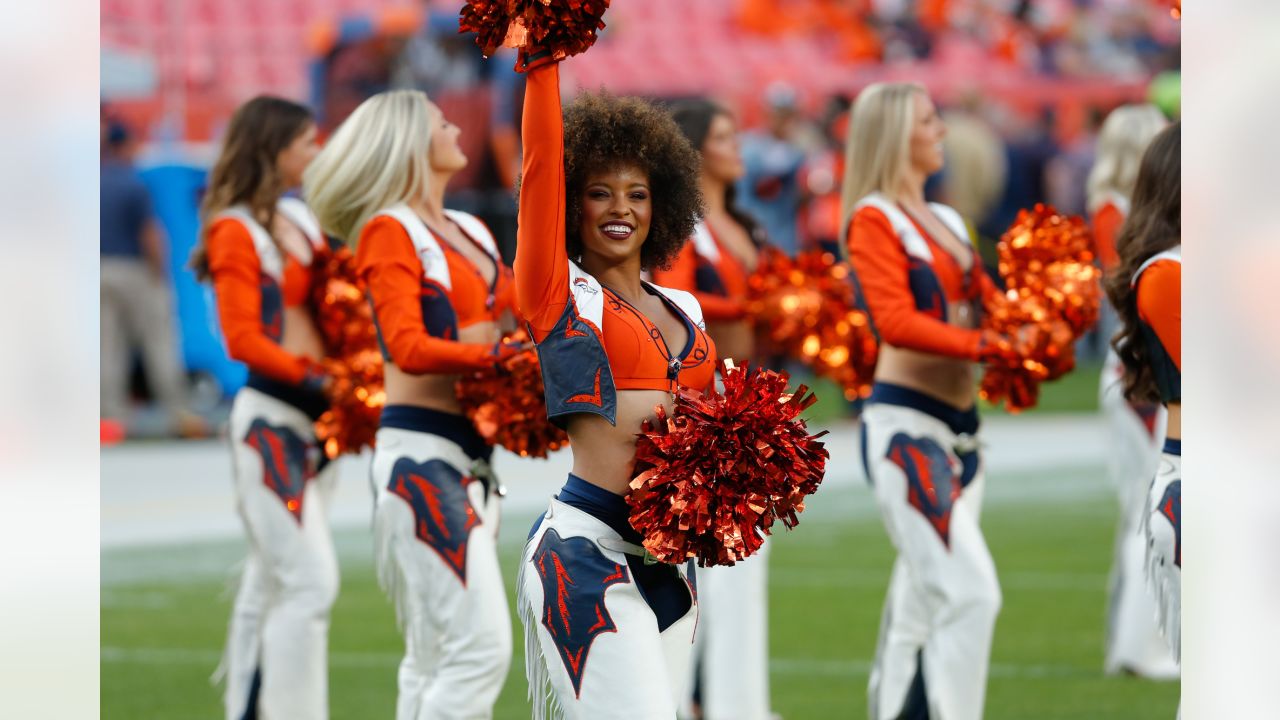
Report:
684,540,771,720
519,498,698,720
1145,451,1181,663
862,402,1001,720
222,387,339,720
1100,351,1177,677
371,426,511,720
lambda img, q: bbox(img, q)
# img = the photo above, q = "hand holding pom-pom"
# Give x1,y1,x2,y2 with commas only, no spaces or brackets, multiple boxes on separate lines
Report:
627,361,829,566
456,330,568,459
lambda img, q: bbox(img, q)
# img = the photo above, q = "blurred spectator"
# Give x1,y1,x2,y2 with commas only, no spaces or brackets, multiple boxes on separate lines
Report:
100,119,205,438
1044,105,1104,218
736,83,816,256
941,105,1008,234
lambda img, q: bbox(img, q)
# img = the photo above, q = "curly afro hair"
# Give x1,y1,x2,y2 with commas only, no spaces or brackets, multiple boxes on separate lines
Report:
561,91,704,271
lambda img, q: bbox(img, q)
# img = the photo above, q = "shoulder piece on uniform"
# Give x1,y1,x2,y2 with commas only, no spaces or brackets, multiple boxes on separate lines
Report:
213,204,283,280
853,192,934,262
1131,245,1182,287
374,203,452,290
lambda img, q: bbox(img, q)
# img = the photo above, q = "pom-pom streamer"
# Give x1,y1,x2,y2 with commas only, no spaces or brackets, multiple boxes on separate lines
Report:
627,361,829,567
309,245,385,458
980,204,1101,412
460,0,611,62
456,330,568,459
747,248,877,400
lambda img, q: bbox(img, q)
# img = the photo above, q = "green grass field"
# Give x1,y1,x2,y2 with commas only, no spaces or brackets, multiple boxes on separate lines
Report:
102,446,1179,719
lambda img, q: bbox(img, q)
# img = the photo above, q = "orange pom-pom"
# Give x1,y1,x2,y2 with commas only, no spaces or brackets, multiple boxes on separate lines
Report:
627,362,829,567
309,246,385,458
980,204,1101,412
455,330,568,459
746,248,877,400
460,0,611,62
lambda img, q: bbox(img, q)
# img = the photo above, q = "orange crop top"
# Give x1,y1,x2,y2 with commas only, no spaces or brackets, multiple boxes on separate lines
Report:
651,222,750,322
1134,251,1181,403
514,62,716,425
356,210,517,375
846,200,1000,361
1092,199,1126,272
205,208,324,385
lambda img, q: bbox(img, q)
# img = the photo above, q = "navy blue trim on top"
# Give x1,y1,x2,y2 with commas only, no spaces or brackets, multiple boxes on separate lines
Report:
379,404,492,463
246,373,329,421
1163,438,1181,457
868,382,979,436
557,473,643,545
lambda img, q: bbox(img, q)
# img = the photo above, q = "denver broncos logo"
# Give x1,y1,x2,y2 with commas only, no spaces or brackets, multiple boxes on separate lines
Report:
388,457,481,584
1158,480,1181,568
886,433,962,547
243,419,313,523
533,529,630,697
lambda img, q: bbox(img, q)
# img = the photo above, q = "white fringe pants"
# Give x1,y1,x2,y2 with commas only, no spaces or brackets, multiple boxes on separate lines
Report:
371,425,511,720
862,397,1001,720
222,387,339,720
1145,447,1181,662
518,498,698,719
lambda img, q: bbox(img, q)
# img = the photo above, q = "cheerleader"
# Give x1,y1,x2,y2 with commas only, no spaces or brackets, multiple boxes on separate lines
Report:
1105,122,1181,667
192,97,336,720
512,52,715,719
652,100,773,720
303,91,518,719
841,83,1026,720
1087,104,1177,678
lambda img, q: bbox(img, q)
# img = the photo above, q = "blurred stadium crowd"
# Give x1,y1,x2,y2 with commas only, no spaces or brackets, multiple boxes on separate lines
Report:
100,0,1180,438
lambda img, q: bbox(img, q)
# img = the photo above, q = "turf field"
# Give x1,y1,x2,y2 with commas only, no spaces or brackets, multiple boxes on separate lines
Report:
102,406,1179,718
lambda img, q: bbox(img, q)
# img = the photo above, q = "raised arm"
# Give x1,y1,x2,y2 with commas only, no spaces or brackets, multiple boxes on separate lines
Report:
357,217,498,374
206,220,319,384
514,61,572,342
847,208,985,360
651,241,747,322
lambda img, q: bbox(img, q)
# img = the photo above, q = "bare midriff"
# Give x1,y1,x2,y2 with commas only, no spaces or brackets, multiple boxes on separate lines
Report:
383,320,502,414
566,389,674,496
873,302,978,409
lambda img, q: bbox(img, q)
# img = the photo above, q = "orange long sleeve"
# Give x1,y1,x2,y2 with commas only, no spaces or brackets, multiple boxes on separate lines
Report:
1092,202,1124,272
206,220,313,383
514,62,573,342
846,209,984,360
1136,259,1181,370
650,242,747,322
356,216,496,374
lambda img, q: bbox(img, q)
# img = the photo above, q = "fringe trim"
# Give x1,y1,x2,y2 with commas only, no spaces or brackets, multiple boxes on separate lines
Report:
1142,480,1181,662
211,555,251,687
517,540,565,720
374,501,411,633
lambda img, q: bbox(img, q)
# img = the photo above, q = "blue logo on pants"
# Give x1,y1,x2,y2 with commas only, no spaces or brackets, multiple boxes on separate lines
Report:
388,457,480,584
886,433,961,547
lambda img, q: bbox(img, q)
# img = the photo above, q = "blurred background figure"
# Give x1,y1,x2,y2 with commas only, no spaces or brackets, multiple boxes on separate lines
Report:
1087,102,1176,680
99,117,205,440
736,83,813,257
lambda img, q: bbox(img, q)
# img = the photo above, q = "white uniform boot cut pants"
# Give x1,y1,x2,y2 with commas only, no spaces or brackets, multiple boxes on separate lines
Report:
1145,447,1181,663
371,425,512,720
222,387,339,720
686,539,772,720
862,401,1001,720
1100,351,1178,678
519,498,698,720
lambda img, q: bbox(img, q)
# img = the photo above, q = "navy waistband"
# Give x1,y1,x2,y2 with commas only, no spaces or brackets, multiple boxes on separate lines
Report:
868,382,979,436
557,473,642,545
246,373,329,421
1163,438,1181,457
379,405,492,462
